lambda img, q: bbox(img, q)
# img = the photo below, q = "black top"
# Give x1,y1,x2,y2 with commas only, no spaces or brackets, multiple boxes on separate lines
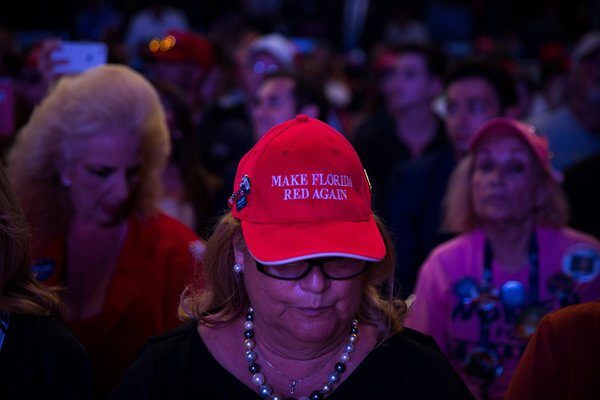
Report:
352,110,449,215
0,314,91,400
111,321,473,400
385,146,457,297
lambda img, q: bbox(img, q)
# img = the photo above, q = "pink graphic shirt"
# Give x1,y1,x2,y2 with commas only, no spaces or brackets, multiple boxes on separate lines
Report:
405,227,600,400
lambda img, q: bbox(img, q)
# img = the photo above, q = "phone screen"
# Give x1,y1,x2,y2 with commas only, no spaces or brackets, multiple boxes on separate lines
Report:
51,42,108,74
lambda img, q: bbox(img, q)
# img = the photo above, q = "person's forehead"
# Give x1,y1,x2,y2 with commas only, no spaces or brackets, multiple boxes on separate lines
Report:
389,52,427,69
447,76,498,100
475,134,532,155
259,77,295,96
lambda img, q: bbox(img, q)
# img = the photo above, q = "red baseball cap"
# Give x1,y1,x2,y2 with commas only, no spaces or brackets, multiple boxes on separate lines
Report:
469,117,561,181
230,115,385,265
149,30,214,69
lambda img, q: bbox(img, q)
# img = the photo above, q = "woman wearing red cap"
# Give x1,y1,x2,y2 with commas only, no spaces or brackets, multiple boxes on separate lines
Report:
405,118,600,399
112,116,472,399
8,64,201,398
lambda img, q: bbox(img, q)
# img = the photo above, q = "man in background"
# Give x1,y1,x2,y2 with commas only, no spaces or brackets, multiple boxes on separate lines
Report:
385,58,518,297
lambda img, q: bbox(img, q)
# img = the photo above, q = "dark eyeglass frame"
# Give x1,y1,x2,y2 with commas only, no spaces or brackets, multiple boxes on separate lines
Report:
255,257,371,281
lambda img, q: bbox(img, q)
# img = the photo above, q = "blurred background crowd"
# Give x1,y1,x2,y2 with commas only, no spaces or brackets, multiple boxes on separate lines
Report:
1,0,599,238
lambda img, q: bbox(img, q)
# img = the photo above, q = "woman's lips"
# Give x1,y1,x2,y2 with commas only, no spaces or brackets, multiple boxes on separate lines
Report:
294,306,332,317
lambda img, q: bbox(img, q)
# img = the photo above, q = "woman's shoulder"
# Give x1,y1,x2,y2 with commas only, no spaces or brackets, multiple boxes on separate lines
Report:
140,320,199,355
110,321,217,400
540,226,600,247
1,314,91,400
337,328,474,399
121,320,205,375
380,327,445,360
431,230,481,255
9,314,86,353
8,314,89,367
424,230,483,269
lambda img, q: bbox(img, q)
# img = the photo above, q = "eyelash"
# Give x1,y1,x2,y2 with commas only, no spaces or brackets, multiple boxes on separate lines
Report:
86,166,113,177
85,166,141,178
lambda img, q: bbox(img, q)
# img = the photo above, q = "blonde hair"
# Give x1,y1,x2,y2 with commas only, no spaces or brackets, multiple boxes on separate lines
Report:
180,213,406,341
0,165,62,316
443,154,569,233
8,64,170,236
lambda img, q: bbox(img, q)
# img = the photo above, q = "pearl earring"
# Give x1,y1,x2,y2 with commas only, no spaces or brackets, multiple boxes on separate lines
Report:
233,263,244,274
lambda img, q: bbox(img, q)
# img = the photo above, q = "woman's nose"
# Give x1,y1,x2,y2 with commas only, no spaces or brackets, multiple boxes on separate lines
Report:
111,171,130,202
299,265,330,294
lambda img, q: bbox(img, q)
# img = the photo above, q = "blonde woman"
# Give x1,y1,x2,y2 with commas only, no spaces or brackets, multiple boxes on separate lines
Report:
406,118,600,399
8,65,201,398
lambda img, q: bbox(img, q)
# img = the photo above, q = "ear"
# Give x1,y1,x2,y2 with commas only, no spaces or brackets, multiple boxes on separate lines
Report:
298,103,320,119
232,231,247,266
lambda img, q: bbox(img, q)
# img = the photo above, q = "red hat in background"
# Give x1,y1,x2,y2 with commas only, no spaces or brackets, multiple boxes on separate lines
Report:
469,117,561,181
229,115,385,265
373,50,399,75
149,29,214,69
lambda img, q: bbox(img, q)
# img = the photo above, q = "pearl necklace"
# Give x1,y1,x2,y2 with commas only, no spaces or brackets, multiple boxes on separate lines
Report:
242,307,359,400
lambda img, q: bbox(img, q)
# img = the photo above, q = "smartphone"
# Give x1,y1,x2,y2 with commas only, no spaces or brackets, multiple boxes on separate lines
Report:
0,79,14,136
50,41,108,74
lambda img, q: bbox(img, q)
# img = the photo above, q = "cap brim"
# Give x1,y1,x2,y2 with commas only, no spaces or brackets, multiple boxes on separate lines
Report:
241,216,386,265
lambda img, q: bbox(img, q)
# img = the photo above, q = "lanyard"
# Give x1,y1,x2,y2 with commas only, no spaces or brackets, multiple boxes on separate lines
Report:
0,314,9,352
483,233,540,304
477,233,539,350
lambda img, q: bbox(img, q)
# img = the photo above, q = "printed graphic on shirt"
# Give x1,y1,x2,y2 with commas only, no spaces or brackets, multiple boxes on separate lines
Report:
450,272,581,385
562,244,600,283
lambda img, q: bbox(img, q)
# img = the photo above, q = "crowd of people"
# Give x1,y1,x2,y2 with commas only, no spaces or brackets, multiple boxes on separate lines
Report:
0,2,599,399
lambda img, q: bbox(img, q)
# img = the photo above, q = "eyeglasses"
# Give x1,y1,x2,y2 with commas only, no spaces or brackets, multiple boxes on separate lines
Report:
255,257,370,280
251,60,280,75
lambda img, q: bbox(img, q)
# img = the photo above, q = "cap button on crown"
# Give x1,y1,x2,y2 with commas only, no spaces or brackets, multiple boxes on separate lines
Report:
295,114,309,123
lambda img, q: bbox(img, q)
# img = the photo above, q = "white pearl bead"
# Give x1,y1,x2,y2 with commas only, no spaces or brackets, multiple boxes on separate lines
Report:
244,339,255,350
328,372,340,383
344,343,355,353
244,321,254,330
322,384,332,392
348,333,358,343
234,264,244,273
252,372,265,386
341,353,351,363
272,395,283,400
